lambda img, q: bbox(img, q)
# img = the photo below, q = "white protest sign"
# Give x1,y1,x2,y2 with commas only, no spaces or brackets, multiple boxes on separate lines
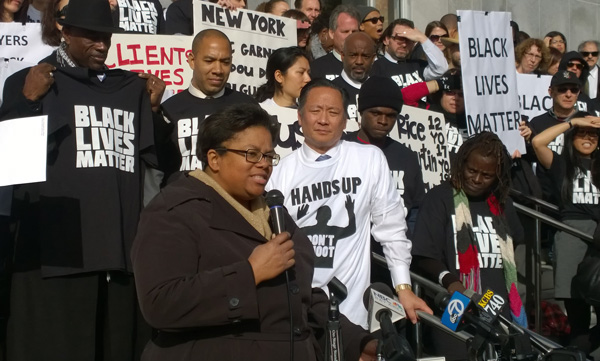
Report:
0,116,48,187
193,0,296,96
458,10,525,154
260,103,304,159
389,105,449,191
106,34,192,93
517,73,552,122
0,23,54,63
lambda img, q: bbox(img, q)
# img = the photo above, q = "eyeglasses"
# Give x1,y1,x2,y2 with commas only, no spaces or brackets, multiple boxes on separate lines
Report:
215,148,280,166
444,90,464,97
362,16,384,25
55,4,68,19
524,52,542,60
567,61,584,70
429,34,448,42
555,86,580,94
550,39,565,45
581,51,599,57
575,128,599,139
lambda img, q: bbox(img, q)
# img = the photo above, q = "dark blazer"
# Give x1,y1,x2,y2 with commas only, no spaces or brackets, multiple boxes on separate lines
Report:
132,173,370,361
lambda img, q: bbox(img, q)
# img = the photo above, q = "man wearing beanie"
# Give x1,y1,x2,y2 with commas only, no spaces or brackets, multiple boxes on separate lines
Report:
344,76,425,287
345,76,425,231
267,78,433,329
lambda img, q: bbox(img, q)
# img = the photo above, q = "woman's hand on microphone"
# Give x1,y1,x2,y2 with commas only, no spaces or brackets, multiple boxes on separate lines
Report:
248,232,295,285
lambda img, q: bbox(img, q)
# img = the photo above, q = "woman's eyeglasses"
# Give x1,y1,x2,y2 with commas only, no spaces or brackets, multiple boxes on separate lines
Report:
362,16,384,25
215,148,280,166
429,34,448,42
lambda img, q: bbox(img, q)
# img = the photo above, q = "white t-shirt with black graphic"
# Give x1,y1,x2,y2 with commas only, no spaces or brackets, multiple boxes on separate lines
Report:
267,140,412,328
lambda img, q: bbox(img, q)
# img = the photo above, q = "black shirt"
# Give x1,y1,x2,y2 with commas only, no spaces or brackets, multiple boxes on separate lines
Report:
371,55,426,89
159,88,258,177
310,52,342,81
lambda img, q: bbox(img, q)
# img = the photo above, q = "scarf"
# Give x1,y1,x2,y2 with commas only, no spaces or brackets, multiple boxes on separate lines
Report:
56,42,77,68
454,189,528,327
190,169,272,240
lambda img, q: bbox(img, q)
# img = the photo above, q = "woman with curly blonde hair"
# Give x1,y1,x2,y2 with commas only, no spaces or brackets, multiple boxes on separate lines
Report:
515,38,550,74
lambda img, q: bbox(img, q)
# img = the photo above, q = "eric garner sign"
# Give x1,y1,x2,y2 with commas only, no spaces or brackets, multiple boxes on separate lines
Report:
458,10,525,154
193,1,296,96
389,105,449,191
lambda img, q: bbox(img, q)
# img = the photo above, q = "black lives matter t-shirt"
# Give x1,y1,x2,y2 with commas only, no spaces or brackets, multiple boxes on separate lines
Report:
38,67,154,277
112,0,165,34
310,52,342,81
371,56,426,89
547,154,600,220
412,182,524,306
159,88,257,176
332,76,360,129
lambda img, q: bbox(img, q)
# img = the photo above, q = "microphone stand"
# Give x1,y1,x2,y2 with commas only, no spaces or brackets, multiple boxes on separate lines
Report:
325,277,347,361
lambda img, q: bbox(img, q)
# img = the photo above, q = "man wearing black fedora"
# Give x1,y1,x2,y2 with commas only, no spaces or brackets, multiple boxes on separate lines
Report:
0,0,163,360
0,0,165,119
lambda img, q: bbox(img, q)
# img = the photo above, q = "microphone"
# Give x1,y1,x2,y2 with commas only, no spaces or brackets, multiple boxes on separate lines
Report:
362,283,415,361
363,283,407,333
265,189,285,234
435,290,506,343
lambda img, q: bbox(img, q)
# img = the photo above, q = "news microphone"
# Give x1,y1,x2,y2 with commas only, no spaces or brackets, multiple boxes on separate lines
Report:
363,283,415,361
363,283,407,333
435,290,506,343
265,189,285,234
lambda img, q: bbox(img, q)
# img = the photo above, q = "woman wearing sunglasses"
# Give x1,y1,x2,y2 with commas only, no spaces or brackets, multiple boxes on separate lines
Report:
425,21,449,53
358,5,383,42
532,113,600,357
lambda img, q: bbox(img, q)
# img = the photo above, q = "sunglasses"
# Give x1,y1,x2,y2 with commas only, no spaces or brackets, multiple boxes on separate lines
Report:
429,34,448,42
391,35,411,43
575,128,599,139
362,16,384,25
581,51,599,57
555,86,580,94
567,62,584,70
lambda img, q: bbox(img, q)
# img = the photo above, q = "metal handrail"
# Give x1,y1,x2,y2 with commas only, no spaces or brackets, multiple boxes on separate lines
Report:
509,189,560,214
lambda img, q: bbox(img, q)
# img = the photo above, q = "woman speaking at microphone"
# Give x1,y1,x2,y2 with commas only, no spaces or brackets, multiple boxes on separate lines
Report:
132,104,375,361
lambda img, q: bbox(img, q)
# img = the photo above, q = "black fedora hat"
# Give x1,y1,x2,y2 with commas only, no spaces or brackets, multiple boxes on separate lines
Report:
58,0,123,33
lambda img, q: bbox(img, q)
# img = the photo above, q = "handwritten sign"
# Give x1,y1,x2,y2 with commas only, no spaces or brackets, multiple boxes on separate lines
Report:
389,105,449,191
458,10,525,154
106,34,192,93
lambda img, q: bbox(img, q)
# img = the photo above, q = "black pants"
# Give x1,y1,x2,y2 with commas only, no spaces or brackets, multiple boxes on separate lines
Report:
564,298,599,355
7,270,150,361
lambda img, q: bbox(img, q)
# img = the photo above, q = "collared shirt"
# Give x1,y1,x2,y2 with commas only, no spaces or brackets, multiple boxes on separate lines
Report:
340,70,364,90
588,65,598,99
188,83,225,99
